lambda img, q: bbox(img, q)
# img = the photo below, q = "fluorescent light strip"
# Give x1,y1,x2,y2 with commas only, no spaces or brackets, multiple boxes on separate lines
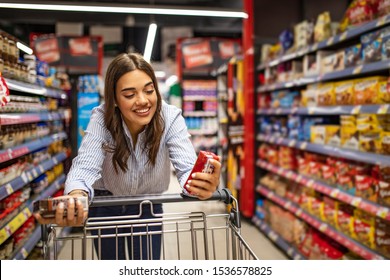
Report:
16,41,33,55
143,23,157,63
0,3,248,18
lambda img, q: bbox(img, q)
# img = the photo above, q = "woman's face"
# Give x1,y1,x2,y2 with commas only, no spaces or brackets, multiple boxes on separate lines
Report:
115,69,158,136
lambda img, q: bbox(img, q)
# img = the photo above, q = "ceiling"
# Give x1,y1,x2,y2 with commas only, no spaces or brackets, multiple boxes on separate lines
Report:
0,0,244,41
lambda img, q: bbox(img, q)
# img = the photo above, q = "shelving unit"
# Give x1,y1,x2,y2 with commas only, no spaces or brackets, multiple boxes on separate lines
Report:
0,76,71,260
254,11,390,260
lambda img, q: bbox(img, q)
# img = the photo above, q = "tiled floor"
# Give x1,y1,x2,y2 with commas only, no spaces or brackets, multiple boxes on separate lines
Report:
55,173,287,260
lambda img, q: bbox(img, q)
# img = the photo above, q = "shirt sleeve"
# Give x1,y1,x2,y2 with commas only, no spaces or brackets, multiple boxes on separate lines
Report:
64,105,108,200
164,104,197,188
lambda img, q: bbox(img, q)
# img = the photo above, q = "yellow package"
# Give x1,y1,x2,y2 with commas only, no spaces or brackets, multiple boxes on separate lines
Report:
381,131,390,155
378,81,390,104
311,125,340,145
334,80,355,105
353,209,375,249
317,83,335,106
340,125,359,150
301,87,317,107
354,76,387,105
335,202,355,238
359,132,382,153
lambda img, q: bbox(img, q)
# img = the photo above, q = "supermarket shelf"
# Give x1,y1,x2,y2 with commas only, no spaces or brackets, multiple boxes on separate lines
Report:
0,132,67,164
256,185,386,260
0,152,68,201
256,104,390,116
182,96,217,101
0,111,67,125
183,111,217,117
256,159,390,221
10,226,41,260
257,14,390,71
5,78,67,99
0,174,66,246
256,134,390,166
251,216,306,260
188,129,218,135
257,59,390,92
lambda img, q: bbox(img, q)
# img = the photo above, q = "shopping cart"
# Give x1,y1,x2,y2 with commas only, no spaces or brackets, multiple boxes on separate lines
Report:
40,189,258,260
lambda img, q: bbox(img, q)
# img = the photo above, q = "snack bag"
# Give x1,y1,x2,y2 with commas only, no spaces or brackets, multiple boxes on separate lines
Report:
182,151,220,197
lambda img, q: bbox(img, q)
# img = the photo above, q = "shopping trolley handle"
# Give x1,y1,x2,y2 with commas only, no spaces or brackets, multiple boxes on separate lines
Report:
90,188,233,207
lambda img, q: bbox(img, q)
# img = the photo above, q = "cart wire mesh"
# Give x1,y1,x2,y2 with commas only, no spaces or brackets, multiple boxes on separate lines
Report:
41,189,258,260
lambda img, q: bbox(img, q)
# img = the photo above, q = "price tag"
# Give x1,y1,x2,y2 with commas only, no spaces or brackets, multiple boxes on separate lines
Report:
340,31,348,41
295,209,303,217
330,189,340,198
267,192,274,199
288,140,296,147
307,179,314,188
352,65,363,74
299,142,307,150
270,136,275,143
377,104,389,114
308,107,315,115
376,16,387,27
276,108,282,115
32,169,38,178
53,157,58,165
287,248,294,256
268,231,278,242
21,172,28,183
311,43,318,51
284,201,292,209
296,174,303,183
39,165,45,173
21,248,29,259
376,208,389,219
26,172,33,181
351,197,362,207
5,183,13,195
326,37,334,46
351,105,361,114
319,223,328,232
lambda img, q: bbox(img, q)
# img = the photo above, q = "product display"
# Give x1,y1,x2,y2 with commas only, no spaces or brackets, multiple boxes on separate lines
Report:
256,7,390,260
0,30,70,260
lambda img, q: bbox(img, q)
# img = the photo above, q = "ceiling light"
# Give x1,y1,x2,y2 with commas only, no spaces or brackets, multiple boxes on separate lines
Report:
0,2,248,18
143,23,157,63
16,41,33,55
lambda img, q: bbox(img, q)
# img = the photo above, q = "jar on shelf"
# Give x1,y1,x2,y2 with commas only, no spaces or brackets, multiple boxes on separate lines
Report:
0,58,4,74
0,34,3,60
2,35,9,62
8,39,16,64
3,60,10,78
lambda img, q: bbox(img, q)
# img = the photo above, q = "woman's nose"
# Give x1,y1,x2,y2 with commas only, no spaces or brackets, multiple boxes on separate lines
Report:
136,93,148,105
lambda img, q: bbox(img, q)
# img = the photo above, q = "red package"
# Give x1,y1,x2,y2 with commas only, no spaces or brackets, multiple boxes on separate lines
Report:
183,151,219,196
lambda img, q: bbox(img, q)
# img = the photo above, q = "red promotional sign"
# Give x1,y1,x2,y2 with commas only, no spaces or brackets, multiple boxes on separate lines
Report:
69,37,93,56
219,41,236,59
35,38,60,63
182,40,213,69
0,76,10,107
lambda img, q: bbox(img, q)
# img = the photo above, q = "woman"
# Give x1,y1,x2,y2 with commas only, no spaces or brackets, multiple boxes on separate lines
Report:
34,52,221,259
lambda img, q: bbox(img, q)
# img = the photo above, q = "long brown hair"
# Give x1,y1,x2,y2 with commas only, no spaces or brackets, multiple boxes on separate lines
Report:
103,53,164,173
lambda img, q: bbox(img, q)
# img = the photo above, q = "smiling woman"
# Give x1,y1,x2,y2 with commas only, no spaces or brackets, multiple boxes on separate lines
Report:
33,52,222,260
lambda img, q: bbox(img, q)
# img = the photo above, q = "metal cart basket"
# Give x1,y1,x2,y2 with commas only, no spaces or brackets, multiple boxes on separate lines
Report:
41,189,258,260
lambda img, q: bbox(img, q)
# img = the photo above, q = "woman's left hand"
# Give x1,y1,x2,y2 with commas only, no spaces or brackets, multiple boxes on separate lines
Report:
186,158,221,200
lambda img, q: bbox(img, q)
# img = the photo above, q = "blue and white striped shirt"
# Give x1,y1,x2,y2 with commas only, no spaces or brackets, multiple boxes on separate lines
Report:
64,101,197,200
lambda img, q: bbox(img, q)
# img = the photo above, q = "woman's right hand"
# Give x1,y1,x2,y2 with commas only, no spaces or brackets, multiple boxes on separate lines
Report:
33,193,88,227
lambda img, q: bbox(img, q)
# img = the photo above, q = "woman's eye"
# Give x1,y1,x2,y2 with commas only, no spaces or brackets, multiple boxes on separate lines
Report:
124,94,135,99
146,90,154,94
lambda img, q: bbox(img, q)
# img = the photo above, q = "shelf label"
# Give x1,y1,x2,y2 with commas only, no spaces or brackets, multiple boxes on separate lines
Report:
32,169,38,178
319,223,328,232
299,142,308,150
308,107,315,115
296,208,303,217
53,157,58,165
267,192,274,199
39,165,45,173
351,105,361,114
284,201,292,210
330,189,340,198
311,43,318,51
376,16,387,27
326,37,334,46
4,183,13,196
26,172,33,182
276,108,282,114
288,140,296,147
340,31,348,41
351,197,362,207
376,208,389,219
352,65,363,75
377,104,389,114
287,247,294,256
307,179,315,188
21,172,28,184
268,231,278,242
21,247,29,259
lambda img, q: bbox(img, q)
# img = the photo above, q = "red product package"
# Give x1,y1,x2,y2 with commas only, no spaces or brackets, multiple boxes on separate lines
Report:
183,151,219,196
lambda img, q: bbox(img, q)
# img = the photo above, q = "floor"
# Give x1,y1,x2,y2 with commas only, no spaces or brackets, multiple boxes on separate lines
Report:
54,173,287,260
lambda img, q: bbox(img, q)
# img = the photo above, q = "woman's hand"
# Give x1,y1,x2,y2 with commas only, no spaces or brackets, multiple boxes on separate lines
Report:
33,193,88,227
186,158,221,200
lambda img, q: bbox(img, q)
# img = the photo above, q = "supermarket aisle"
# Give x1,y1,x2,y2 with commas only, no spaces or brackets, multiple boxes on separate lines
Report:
56,172,287,260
